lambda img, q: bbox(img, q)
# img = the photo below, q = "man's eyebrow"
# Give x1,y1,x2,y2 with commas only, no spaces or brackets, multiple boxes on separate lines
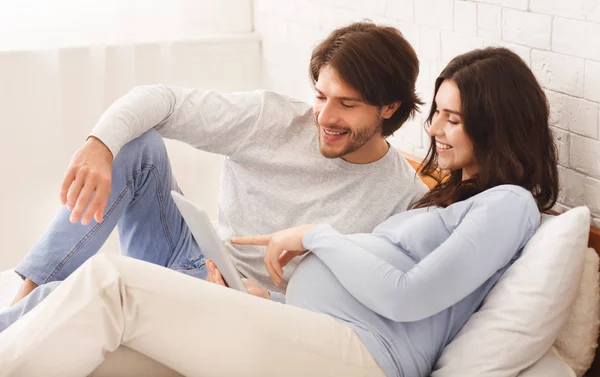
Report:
315,88,363,102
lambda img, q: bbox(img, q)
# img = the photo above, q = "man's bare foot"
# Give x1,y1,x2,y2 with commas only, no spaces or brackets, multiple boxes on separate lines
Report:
10,278,38,306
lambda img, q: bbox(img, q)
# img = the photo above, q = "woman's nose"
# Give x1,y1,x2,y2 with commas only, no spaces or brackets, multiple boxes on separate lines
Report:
427,117,443,137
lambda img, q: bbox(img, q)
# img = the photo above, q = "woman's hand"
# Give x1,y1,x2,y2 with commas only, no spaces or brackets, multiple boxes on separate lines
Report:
205,259,269,299
230,224,315,286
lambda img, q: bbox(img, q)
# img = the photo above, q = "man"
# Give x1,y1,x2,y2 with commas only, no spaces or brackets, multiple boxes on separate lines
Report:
3,21,426,330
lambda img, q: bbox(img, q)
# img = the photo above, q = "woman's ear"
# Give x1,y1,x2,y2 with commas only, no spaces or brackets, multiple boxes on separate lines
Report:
382,102,402,119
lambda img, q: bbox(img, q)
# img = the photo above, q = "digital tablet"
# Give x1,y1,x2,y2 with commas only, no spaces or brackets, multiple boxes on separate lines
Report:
171,191,248,293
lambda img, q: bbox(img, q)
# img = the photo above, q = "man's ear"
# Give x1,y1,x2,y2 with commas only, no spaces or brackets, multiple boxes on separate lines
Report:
382,102,402,119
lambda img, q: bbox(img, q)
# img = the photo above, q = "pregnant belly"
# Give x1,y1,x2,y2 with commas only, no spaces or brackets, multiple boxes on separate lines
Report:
286,236,416,320
286,254,378,321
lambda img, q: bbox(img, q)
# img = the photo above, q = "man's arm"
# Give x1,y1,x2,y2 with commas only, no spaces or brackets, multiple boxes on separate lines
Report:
90,85,264,159
61,86,264,226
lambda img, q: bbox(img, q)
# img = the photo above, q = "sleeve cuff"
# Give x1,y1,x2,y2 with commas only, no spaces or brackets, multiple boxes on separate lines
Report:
88,130,122,159
268,290,286,304
302,224,334,250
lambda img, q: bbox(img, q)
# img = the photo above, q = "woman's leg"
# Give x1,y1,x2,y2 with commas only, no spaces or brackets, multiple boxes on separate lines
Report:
12,130,205,303
0,253,385,377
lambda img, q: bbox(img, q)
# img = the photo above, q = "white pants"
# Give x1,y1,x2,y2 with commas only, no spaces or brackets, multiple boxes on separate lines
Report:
0,253,385,377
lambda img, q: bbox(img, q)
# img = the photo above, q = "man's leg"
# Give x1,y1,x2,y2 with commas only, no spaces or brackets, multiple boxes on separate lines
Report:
13,130,205,303
0,253,385,377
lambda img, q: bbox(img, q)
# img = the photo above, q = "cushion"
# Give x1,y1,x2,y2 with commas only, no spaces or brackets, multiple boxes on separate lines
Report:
553,247,600,376
517,347,575,377
432,206,590,377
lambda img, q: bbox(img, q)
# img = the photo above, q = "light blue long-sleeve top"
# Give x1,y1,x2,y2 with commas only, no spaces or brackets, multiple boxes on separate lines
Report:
286,185,541,377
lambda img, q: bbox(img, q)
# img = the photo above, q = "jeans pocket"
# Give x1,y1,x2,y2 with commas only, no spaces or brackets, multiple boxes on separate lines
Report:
170,257,207,280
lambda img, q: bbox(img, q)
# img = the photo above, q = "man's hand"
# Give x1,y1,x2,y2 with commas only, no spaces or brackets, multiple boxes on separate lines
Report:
230,224,315,287
205,259,270,299
60,137,113,225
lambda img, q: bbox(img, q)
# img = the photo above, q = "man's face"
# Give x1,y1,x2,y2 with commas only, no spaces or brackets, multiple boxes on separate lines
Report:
312,65,387,162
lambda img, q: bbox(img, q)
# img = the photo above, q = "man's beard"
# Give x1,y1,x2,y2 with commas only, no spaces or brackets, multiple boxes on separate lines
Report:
314,114,382,159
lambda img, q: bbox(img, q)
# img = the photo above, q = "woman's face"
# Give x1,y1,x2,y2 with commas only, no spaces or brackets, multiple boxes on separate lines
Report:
427,79,477,180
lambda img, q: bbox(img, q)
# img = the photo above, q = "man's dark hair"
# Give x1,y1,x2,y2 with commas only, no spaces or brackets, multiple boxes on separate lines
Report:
309,21,423,137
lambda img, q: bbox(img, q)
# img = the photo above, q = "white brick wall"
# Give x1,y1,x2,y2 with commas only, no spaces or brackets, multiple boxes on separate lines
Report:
589,0,600,22
477,4,502,39
531,50,585,96
454,1,477,34
553,18,600,61
253,0,600,224
415,0,455,30
530,0,588,20
502,9,552,49
585,60,600,102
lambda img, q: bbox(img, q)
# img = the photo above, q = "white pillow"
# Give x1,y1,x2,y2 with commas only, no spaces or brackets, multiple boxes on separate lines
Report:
432,206,590,377
553,247,600,377
517,347,575,377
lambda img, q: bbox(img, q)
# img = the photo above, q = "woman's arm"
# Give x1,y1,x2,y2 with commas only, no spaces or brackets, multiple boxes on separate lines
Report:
303,189,539,322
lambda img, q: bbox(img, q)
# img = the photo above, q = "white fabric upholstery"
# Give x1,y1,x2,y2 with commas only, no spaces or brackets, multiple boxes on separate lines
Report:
517,347,575,377
553,247,600,376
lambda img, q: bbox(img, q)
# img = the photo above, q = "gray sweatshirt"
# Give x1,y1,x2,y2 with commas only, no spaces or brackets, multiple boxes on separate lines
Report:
90,85,428,292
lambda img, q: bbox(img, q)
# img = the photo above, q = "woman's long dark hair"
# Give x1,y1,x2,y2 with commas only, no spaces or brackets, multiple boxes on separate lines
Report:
411,47,559,211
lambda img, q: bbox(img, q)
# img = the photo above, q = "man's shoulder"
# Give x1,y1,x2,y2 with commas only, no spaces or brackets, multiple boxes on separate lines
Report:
250,90,313,132
258,90,312,113
224,91,315,159
381,149,429,201
383,148,422,177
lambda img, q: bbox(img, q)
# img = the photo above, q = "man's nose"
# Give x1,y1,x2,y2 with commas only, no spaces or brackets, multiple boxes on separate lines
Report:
318,101,340,126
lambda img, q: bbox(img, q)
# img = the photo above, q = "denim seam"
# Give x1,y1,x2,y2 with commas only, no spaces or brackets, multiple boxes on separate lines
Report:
44,163,176,282
143,163,176,255
44,178,133,283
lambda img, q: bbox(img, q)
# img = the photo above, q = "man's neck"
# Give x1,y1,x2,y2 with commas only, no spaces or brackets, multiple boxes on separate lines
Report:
341,138,390,164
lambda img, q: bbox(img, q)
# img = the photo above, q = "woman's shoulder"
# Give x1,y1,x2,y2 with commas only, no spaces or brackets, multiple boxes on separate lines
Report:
469,184,537,208
472,184,534,200
439,184,540,231
465,184,540,227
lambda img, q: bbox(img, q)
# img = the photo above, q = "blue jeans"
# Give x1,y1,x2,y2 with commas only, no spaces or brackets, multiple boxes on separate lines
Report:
1,130,207,332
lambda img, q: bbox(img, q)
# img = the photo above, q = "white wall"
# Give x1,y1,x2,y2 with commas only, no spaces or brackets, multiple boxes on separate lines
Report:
254,0,600,226
0,0,258,270
0,0,253,50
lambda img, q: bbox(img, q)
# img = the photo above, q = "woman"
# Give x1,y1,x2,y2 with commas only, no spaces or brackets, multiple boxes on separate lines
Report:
0,47,558,377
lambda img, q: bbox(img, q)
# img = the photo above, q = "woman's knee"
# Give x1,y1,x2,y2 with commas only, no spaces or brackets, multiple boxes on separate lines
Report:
83,253,126,279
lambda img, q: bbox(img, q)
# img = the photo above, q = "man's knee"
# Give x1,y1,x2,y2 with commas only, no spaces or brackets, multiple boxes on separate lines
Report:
114,129,167,164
